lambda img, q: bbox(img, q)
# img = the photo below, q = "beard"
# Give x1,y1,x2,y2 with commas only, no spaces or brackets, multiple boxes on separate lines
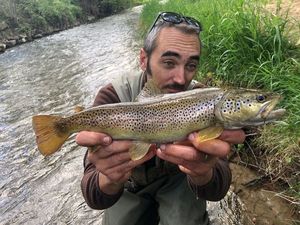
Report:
163,83,186,92
146,57,152,76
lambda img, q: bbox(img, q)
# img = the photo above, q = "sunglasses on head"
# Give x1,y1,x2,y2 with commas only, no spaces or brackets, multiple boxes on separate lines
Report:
148,12,202,34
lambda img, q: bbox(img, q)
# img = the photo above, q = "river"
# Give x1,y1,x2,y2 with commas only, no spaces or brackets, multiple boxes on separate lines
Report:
0,6,254,225
0,6,142,225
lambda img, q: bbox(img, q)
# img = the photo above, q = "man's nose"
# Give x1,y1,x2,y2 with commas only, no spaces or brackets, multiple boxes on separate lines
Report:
173,67,186,85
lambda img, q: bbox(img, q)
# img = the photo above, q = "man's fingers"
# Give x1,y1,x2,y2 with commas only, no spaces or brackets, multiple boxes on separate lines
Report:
218,129,245,144
102,149,155,178
87,140,134,160
95,151,132,170
178,165,198,177
158,144,200,161
101,144,156,171
182,137,231,158
76,131,112,147
168,140,224,163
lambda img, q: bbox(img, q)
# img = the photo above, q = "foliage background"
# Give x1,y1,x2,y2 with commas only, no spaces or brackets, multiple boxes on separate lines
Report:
139,0,299,204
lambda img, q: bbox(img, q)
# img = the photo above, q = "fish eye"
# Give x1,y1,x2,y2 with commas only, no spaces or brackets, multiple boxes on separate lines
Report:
256,95,266,102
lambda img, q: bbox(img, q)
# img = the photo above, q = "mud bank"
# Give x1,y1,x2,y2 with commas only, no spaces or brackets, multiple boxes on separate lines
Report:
230,162,299,225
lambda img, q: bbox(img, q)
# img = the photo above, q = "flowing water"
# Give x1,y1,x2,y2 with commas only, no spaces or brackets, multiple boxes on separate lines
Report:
0,7,141,225
0,6,256,225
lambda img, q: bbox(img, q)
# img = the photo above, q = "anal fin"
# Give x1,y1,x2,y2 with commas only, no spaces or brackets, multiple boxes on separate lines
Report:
196,126,224,143
129,142,151,160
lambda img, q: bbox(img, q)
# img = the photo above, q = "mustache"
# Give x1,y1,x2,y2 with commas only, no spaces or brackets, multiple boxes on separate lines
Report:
164,83,186,91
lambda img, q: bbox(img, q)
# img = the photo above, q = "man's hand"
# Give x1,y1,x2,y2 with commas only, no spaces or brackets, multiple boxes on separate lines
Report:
76,131,155,195
156,129,245,186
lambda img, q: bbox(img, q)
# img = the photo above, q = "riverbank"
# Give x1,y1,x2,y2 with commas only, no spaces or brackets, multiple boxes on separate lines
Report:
230,162,297,225
0,16,99,53
0,0,142,53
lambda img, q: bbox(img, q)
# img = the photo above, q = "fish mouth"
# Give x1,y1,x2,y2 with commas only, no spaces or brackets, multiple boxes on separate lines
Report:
254,108,286,122
234,108,286,128
259,96,281,119
225,107,286,129
267,108,286,119
252,96,285,124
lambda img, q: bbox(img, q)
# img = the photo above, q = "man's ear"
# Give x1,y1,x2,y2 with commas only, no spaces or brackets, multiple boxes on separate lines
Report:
140,48,148,71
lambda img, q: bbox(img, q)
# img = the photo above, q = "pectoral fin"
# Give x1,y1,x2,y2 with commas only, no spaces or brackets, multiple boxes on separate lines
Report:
196,126,224,143
129,142,152,160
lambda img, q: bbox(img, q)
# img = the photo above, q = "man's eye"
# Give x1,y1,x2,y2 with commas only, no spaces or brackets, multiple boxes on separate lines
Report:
164,61,175,68
186,63,197,71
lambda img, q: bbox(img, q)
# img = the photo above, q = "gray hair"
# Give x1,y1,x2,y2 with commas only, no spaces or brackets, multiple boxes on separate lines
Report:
143,21,201,57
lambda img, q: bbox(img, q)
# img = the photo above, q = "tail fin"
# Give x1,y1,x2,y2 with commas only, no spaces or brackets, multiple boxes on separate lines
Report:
32,115,71,156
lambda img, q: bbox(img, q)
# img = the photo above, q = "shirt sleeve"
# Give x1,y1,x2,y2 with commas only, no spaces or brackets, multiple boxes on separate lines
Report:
92,83,121,106
81,84,124,210
187,157,232,201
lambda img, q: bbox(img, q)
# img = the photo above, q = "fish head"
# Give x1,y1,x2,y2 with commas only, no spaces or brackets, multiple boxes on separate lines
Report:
215,89,285,128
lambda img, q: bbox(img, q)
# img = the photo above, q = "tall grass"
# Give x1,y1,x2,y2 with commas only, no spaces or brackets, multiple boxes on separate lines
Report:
139,0,300,203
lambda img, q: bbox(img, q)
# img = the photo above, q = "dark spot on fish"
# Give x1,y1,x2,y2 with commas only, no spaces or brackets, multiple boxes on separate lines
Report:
54,121,68,134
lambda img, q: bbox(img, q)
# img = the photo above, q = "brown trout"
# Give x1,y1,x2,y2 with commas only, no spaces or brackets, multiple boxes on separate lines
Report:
32,81,285,160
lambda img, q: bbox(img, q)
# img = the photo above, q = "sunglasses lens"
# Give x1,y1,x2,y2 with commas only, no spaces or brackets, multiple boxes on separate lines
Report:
185,16,202,31
161,12,182,24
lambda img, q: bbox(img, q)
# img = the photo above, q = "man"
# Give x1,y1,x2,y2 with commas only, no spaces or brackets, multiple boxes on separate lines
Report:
76,12,245,225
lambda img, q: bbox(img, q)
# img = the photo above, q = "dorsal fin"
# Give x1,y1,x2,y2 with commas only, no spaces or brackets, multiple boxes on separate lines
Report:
136,79,164,102
74,106,85,113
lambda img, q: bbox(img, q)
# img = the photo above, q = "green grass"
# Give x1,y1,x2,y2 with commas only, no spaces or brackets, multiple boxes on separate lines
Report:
139,0,300,204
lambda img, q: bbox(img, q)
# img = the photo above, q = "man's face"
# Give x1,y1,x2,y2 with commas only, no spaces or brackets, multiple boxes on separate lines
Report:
140,27,201,93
